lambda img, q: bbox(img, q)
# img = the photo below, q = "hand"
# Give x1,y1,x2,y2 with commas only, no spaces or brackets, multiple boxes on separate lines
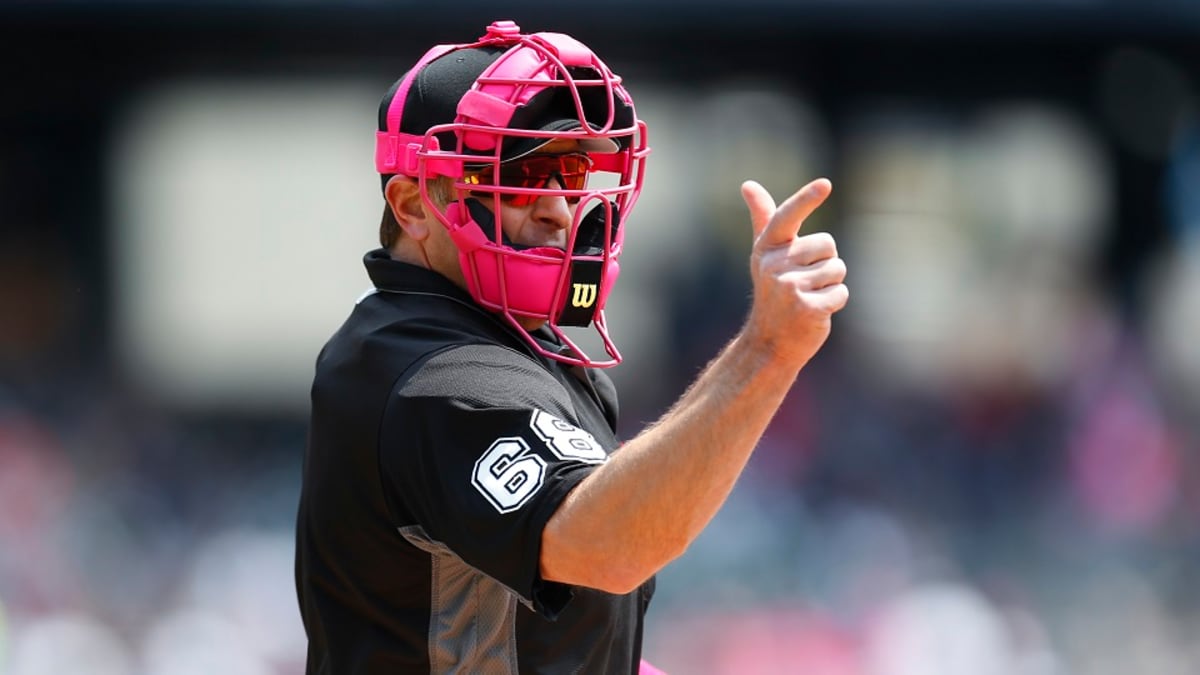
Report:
740,178,849,368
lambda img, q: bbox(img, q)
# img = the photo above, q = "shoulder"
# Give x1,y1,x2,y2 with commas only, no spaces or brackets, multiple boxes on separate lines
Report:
400,343,572,414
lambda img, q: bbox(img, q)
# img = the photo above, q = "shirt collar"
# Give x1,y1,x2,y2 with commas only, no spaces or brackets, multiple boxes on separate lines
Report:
363,248,477,305
362,248,572,358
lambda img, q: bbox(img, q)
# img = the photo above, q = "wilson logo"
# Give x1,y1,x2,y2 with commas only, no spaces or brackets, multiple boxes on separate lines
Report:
570,283,598,308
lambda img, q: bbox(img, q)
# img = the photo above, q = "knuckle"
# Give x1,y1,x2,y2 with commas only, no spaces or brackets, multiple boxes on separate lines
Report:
833,284,850,309
793,232,837,259
815,232,838,254
830,257,847,278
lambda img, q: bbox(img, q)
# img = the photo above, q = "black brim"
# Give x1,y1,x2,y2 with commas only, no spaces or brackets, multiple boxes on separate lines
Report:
493,118,619,163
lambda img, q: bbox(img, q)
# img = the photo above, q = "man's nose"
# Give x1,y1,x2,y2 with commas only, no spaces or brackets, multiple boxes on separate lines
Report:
530,176,573,231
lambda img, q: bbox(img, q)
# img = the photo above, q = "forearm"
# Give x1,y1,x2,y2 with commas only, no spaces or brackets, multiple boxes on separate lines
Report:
540,332,802,593
541,177,847,593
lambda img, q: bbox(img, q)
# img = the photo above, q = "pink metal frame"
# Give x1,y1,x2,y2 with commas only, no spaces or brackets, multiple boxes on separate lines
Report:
374,20,650,368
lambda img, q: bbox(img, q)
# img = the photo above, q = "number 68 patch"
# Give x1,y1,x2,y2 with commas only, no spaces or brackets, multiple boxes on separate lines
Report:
471,410,607,514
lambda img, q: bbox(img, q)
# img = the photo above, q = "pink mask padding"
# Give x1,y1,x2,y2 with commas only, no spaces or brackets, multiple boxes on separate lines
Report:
443,205,490,254
444,202,620,318
457,89,518,129
588,152,626,173
460,45,556,151
530,32,594,67
466,250,619,320
480,45,555,108
444,201,567,315
461,247,566,316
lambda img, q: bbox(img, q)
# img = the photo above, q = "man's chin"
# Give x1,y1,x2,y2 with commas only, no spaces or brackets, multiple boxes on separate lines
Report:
516,317,548,331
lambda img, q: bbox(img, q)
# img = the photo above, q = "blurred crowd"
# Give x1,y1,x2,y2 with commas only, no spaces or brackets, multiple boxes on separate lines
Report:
2,22,1200,675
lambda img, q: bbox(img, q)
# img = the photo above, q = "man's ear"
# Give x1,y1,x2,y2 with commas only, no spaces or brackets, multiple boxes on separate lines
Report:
384,175,431,240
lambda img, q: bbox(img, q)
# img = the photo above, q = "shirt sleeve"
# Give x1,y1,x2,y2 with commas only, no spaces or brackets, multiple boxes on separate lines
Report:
378,343,612,618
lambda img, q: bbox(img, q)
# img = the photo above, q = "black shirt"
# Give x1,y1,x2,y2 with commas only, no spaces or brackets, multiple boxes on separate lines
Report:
295,249,654,674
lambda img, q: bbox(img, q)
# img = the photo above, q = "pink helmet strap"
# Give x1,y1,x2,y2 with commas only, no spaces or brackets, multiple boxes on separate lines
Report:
383,43,457,134
374,43,459,176
528,32,594,67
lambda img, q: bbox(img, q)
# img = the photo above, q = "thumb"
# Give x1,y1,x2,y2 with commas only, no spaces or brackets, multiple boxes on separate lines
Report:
741,180,776,240
758,177,832,247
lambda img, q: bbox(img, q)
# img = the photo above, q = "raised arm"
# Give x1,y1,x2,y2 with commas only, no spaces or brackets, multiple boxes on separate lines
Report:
541,178,850,593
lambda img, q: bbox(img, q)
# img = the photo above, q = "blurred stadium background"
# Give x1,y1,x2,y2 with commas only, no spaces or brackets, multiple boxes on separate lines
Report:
3,2,1200,673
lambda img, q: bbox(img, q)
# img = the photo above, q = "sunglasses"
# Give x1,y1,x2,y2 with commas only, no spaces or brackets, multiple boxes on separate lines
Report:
462,153,593,207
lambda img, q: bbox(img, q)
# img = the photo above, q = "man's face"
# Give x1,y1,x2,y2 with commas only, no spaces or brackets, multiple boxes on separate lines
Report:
419,139,588,306
471,138,585,251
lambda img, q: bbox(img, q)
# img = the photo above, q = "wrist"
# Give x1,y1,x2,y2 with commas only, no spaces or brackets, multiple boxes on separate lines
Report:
731,329,806,377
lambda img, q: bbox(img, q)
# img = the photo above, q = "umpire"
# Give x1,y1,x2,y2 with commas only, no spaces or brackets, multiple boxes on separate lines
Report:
294,19,848,675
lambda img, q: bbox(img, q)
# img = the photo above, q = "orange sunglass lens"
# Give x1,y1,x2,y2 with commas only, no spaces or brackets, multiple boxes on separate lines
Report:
470,154,592,204
499,155,589,190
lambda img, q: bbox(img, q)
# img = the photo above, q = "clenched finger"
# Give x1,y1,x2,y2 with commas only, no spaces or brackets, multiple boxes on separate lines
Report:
807,283,850,313
777,257,847,291
775,232,838,267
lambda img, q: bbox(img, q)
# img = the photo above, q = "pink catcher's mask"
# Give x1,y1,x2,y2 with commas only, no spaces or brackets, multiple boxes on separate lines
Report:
375,19,649,368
